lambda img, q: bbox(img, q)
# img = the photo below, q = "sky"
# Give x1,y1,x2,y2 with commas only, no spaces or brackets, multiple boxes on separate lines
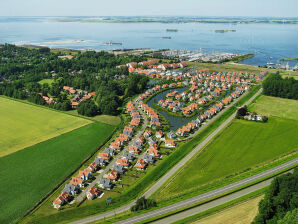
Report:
1,0,297,17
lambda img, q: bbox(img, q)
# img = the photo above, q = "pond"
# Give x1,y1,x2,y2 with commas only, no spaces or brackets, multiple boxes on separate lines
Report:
147,87,194,131
147,87,231,131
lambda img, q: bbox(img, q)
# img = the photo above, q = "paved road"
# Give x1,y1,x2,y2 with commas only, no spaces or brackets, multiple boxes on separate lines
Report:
75,101,148,202
114,159,297,224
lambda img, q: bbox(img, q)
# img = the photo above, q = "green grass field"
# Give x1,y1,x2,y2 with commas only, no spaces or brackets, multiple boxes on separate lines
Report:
281,74,298,80
0,121,115,224
188,61,298,75
67,110,121,126
154,95,298,202
0,97,91,157
38,79,54,85
249,95,298,120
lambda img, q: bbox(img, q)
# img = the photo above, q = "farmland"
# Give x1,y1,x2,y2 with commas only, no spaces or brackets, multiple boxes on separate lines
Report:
0,97,91,157
154,113,298,201
0,119,116,224
193,196,263,224
249,95,298,120
67,110,121,126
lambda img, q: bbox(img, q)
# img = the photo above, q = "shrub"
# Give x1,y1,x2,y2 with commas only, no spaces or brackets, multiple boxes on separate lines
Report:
131,197,157,212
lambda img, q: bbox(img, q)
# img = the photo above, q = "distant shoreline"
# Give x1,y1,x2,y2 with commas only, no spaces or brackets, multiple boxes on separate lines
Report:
39,16,298,25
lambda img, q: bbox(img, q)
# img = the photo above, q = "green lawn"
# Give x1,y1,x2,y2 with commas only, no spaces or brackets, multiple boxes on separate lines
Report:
0,97,91,157
38,79,54,85
249,95,298,120
155,117,298,201
0,121,115,224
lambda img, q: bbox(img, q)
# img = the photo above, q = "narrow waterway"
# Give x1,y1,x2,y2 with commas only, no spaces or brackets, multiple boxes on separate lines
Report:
147,87,194,131
147,87,231,131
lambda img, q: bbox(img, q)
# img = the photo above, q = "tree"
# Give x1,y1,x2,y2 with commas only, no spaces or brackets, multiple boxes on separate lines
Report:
277,208,298,224
263,73,298,100
236,106,247,118
252,169,298,224
130,197,157,212
77,100,98,117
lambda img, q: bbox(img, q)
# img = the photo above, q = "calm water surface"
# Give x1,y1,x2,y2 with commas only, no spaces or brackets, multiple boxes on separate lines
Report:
1,17,298,67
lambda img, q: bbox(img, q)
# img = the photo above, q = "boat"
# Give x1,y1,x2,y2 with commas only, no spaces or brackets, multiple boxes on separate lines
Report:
162,36,172,39
266,62,275,65
101,41,122,46
166,29,178,32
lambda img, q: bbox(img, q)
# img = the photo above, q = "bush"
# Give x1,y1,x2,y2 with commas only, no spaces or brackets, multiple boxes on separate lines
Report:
262,116,268,123
130,197,157,212
236,106,247,118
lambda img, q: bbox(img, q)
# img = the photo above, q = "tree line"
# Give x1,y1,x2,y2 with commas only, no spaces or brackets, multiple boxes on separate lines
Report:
252,169,298,224
263,73,298,100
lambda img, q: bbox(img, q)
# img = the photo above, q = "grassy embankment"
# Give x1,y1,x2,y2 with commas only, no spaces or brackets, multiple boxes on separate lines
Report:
0,96,91,157
21,86,261,224
0,97,116,224
153,95,298,203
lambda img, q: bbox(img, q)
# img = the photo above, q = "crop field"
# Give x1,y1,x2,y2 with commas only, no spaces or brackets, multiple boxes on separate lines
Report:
0,118,115,224
249,95,298,120
155,116,298,201
193,196,263,224
0,97,91,157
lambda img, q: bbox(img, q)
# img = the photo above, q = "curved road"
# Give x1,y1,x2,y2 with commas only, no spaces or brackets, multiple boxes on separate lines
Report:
69,88,288,224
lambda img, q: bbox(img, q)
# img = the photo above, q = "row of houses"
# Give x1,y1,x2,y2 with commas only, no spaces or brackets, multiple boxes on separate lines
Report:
176,86,249,137
97,101,144,190
53,102,142,208
139,102,161,128
53,161,102,208
125,59,188,73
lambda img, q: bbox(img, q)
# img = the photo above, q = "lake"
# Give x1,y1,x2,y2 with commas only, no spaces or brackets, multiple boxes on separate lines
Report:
0,17,298,67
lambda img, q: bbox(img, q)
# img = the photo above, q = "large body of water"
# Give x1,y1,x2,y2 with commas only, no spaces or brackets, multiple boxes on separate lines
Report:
1,17,298,67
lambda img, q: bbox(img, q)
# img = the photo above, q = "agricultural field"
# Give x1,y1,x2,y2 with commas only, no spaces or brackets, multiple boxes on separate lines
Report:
193,196,263,224
154,96,298,202
0,106,116,224
249,95,298,120
67,110,121,126
0,97,91,157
